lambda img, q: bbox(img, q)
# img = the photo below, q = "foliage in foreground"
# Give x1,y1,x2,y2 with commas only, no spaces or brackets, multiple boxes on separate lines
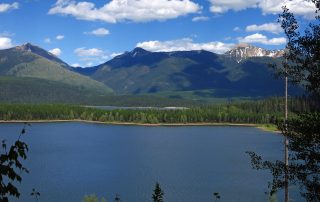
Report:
81,183,164,202
248,2,320,202
82,194,106,202
248,112,320,201
0,123,30,202
152,182,164,202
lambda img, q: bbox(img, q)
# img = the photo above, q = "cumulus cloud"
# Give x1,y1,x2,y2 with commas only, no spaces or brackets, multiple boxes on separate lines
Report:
0,2,19,13
44,38,51,43
49,48,62,56
0,37,14,49
259,0,316,19
74,47,111,66
209,0,258,13
246,22,282,34
45,35,64,43
85,28,110,36
233,27,241,32
85,62,94,67
56,35,65,40
209,0,317,18
0,31,14,37
110,52,123,58
74,47,105,57
238,33,286,45
71,63,81,67
49,0,201,23
192,16,209,22
137,38,234,54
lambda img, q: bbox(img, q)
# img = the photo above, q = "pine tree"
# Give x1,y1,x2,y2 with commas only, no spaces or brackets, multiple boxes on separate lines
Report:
152,182,164,202
248,1,320,201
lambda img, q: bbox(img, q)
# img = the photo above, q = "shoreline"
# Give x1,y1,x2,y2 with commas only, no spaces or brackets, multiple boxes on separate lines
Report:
0,119,279,132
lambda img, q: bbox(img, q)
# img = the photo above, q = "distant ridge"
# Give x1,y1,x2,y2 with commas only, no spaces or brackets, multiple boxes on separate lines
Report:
0,43,301,101
74,45,301,97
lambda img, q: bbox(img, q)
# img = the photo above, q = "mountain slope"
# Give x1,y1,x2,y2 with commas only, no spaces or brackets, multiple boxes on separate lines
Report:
0,44,112,94
84,46,298,97
89,48,227,94
0,43,301,103
0,76,106,104
0,76,198,106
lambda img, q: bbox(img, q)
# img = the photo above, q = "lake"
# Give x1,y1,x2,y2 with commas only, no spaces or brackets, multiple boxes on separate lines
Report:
0,123,300,202
87,106,189,110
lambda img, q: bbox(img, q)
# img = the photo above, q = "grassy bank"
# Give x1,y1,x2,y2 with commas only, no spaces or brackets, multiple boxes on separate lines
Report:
256,124,279,132
0,119,279,132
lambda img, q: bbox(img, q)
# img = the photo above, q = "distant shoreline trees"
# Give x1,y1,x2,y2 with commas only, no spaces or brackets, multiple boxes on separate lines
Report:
0,97,314,125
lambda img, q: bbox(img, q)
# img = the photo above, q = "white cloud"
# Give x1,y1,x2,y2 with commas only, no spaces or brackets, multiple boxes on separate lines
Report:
49,0,201,23
137,38,234,54
238,33,286,45
44,38,51,43
208,0,317,18
85,62,94,67
85,28,110,36
71,63,81,67
0,31,14,37
56,35,65,40
74,47,110,66
209,0,258,13
0,2,19,13
45,35,64,43
246,22,282,34
49,48,62,56
259,0,316,19
0,37,13,49
110,52,123,58
74,47,105,57
192,16,209,22
233,26,241,32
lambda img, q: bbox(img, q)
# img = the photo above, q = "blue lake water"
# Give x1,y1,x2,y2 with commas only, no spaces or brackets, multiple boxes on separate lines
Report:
0,123,301,202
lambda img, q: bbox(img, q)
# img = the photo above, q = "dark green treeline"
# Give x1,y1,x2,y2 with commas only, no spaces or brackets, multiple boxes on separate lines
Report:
0,97,314,124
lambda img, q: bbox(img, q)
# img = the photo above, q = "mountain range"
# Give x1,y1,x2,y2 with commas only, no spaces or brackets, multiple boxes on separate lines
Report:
74,43,294,97
0,43,300,104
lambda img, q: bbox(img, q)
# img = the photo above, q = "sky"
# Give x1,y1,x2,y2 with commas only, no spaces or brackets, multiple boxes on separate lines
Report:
0,0,317,67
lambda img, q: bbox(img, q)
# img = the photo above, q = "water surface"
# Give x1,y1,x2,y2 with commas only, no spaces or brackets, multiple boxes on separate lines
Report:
0,123,298,202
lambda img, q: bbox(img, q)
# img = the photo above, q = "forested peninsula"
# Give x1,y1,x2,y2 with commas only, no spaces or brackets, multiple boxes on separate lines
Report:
0,97,314,130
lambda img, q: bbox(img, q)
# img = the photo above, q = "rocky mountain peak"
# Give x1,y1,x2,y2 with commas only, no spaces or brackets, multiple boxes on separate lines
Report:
225,44,284,63
15,43,39,52
130,47,149,57
14,43,69,68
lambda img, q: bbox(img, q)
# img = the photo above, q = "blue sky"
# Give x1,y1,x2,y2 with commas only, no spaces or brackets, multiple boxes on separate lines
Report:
0,0,317,67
